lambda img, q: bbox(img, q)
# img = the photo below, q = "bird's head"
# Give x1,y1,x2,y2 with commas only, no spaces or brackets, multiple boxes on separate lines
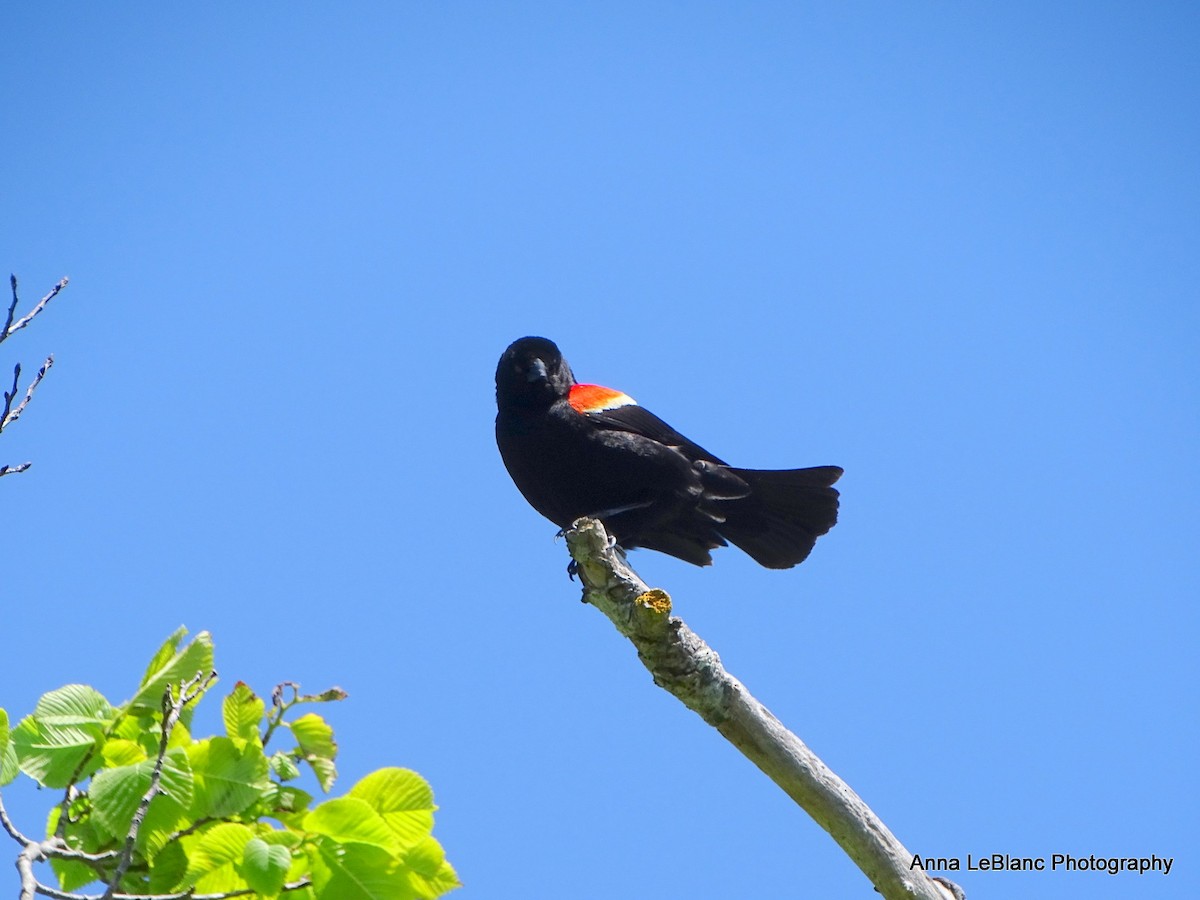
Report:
496,336,577,410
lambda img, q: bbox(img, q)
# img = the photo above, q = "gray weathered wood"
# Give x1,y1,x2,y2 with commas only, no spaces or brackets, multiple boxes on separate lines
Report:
565,518,962,900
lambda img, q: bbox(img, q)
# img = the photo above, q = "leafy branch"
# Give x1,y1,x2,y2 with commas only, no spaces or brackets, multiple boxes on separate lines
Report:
0,274,68,477
0,629,458,900
102,671,218,899
565,518,966,900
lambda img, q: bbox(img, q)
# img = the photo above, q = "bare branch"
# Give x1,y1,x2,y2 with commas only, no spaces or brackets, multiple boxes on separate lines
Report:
101,670,216,900
0,792,34,848
565,518,963,900
2,363,20,427
1,275,67,477
2,356,53,431
5,276,19,338
2,792,45,900
4,277,16,336
18,842,40,900
1,277,69,345
0,354,55,476
44,843,121,865
23,877,313,900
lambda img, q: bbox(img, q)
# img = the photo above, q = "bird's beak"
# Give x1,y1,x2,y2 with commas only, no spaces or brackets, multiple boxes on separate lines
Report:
526,358,549,383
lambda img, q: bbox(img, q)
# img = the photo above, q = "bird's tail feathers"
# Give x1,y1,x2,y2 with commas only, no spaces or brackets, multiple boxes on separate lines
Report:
717,466,843,569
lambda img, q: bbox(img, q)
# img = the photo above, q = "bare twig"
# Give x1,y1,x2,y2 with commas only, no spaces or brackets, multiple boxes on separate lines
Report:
0,353,54,473
4,794,122,888
1,275,67,477
157,816,214,846
564,518,964,900
1,276,68,345
2,355,54,431
4,276,19,338
9,876,313,900
19,878,313,900
0,792,34,848
263,681,300,747
2,791,46,900
2,363,20,426
17,842,40,900
101,670,216,900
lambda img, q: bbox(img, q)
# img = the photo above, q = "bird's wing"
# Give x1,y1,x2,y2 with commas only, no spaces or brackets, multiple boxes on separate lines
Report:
580,402,727,466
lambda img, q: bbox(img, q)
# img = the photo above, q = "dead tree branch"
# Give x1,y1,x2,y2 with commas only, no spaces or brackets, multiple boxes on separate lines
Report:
564,518,964,900
2,276,69,346
1,356,54,433
1,274,68,476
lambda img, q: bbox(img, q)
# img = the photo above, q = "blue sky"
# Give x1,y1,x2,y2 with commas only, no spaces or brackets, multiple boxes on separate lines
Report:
2,3,1197,899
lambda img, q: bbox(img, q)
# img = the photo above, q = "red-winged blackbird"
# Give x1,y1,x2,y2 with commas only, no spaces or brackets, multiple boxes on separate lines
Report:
495,336,842,568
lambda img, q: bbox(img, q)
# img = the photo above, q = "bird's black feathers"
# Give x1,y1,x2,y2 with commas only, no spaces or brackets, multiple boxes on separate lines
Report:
584,404,718,464
495,336,841,569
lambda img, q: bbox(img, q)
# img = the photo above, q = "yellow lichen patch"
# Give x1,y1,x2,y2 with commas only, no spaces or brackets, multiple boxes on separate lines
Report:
636,589,672,615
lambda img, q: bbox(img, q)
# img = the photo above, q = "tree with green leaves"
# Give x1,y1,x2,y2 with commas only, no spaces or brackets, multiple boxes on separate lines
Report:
0,277,457,898
0,628,458,900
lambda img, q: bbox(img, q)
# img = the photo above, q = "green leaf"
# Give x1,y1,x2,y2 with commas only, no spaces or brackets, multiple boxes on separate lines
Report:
350,768,436,849
139,777,194,856
243,837,291,896
33,684,115,726
49,856,97,893
305,797,398,852
262,828,303,849
12,685,114,788
129,629,214,712
223,682,265,745
114,712,159,757
261,783,314,827
311,838,418,900
401,836,460,899
0,741,14,785
140,626,190,687
46,796,99,850
291,713,336,758
187,736,271,819
270,750,301,781
277,835,311,884
291,713,337,792
89,747,193,845
309,756,338,794
47,801,111,890
101,738,147,767
0,708,17,786
183,821,254,892
148,839,188,894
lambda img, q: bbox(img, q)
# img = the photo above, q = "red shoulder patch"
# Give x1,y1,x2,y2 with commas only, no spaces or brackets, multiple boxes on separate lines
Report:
568,383,638,414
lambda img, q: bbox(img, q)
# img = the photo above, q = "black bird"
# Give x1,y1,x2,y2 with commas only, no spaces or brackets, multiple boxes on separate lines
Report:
495,336,842,568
